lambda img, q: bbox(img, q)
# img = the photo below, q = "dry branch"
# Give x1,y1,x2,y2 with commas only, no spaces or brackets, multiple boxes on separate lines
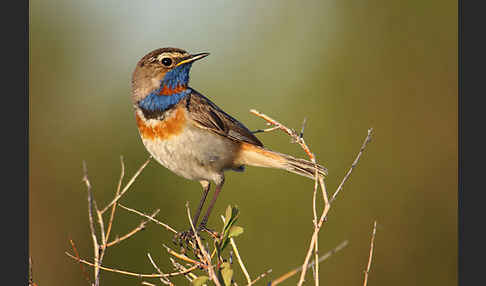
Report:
363,220,378,286
250,109,373,286
67,109,373,286
270,240,348,286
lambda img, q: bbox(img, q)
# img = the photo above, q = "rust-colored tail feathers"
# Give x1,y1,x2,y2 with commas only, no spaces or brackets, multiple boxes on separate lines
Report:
237,143,328,179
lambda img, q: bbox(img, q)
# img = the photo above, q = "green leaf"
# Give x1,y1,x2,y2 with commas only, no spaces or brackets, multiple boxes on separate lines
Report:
220,262,234,286
224,205,233,228
219,205,242,251
192,275,210,286
228,226,244,238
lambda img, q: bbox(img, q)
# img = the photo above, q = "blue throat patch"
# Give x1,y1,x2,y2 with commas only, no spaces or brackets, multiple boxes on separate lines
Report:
138,63,193,113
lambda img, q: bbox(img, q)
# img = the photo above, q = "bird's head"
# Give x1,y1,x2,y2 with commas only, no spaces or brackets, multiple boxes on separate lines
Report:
131,47,209,109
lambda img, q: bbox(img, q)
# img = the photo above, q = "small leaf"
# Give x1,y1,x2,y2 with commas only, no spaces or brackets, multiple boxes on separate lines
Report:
192,275,210,286
220,262,234,286
228,226,244,238
224,206,233,229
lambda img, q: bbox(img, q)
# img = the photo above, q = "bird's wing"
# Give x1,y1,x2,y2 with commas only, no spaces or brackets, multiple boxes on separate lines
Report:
184,89,263,147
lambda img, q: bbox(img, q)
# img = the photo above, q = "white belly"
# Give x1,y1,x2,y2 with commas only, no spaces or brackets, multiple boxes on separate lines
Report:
142,124,239,183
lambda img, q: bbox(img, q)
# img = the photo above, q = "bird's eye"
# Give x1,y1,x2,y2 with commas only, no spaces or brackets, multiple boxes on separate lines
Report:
161,57,172,67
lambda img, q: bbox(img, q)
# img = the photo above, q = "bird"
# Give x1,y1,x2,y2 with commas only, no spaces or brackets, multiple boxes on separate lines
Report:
131,47,327,238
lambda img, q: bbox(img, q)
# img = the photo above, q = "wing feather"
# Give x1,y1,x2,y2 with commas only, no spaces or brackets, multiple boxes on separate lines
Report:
184,90,263,147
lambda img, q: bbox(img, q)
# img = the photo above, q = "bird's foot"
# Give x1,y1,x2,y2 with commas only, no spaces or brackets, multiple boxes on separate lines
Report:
172,224,220,251
198,224,219,239
172,229,197,249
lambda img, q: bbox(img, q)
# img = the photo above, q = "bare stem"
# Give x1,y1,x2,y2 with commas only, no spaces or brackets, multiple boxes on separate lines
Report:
247,269,273,286
363,221,377,286
147,253,174,285
65,252,198,279
118,204,177,233
101,156,152,214
331,128,373,203
104,156,125,247
186,202,222,286
82,161,100,286
221,215,252,285
250,109,315,161
270,240,348,286
105,209,160,248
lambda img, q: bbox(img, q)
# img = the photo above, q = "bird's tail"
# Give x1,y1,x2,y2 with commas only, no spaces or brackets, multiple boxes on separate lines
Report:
236,143,327,179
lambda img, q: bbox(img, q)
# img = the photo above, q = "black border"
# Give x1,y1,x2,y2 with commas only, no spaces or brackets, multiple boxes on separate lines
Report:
459,0,486,284
4,0,28,284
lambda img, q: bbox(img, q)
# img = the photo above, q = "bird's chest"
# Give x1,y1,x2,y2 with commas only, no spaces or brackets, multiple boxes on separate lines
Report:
135,107,238,181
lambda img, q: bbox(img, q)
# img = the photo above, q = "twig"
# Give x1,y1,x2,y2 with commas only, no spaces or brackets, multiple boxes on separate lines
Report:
147,253,174,285
251,126,280,134
94,201,107,265
298,127,372,285
250,109,315,161
363,221,377,286
104,156,125,248
297,176,331,285
118,204,177,233
221,215,252,285
312,166,319,286
247,269,272,286
299,117,307,139
66,252,199,278
29,257,36,286
101,156,152,214
69,239,91,284
82,161,100,286
250,109,335,286
169,257,198,282
163,244,205,267
106,209,160,248
270,240,348,286
331,128,373,203
186,202,222,286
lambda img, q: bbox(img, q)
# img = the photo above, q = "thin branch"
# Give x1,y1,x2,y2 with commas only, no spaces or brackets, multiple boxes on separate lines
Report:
94,201,106,264
247,269,272,286
312,166,319,286
251,126,280,134
163,244,205,267
250,109,315,161
299,117,307,139
100,156,152,214
69,239,91,284
169,258,198,282
270,240,348,286
221,215,251,285
363,221,377,286
186,202,221,286
29,257,37,286
331,128,373,203
104,156,125,247
297,176,331,286
147,253,174,285
118,204,177,234
105,209,160,248
65,252,199,278
82,161,100,286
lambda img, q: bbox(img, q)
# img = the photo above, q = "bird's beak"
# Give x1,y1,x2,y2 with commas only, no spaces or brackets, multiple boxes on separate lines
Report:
176,52,210,67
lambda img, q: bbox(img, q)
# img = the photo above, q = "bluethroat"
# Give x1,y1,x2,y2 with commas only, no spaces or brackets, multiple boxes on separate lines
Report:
131,47,327,237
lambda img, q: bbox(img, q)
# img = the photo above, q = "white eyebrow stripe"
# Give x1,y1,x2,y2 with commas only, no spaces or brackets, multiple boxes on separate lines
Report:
156,52,189,61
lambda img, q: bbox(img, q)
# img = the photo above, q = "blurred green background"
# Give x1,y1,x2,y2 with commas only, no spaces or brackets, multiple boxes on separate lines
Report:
29,0,457,285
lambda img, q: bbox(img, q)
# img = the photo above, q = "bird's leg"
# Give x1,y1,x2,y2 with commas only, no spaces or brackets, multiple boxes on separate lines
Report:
192,181,211,226
197,179,225,234
174,181,211,244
